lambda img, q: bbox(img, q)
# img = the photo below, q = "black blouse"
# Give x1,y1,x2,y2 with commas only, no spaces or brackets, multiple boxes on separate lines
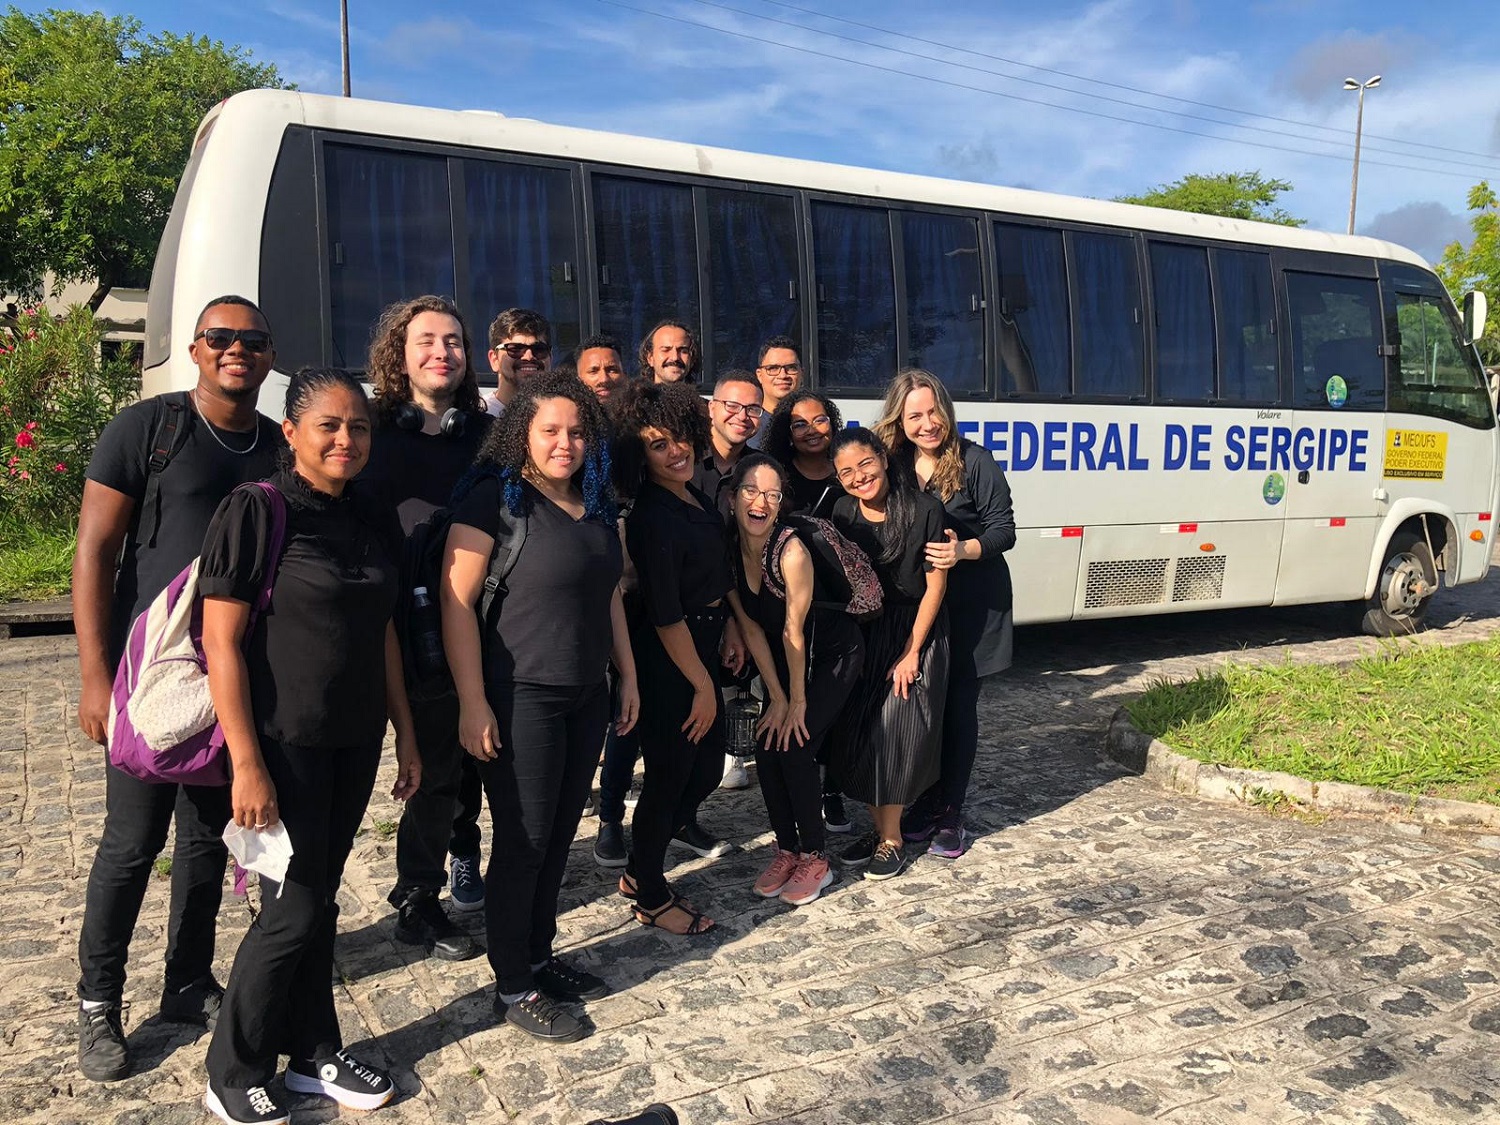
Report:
452,477,623,687
626,480,733,628
199,468,402,746
784,462,840,517
831,491,946,605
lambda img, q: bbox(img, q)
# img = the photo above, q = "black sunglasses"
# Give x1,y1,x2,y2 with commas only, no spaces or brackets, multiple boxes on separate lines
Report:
194,327,272,353
497,341,551,359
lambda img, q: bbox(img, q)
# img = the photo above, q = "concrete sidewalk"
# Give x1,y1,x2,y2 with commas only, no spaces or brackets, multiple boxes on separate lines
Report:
6,564,1500,1124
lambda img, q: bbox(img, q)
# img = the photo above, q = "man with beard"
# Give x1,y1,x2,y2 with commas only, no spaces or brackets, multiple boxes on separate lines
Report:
575,335,629,403
638,320,701,385
484,308,552,416
72,296,285,1082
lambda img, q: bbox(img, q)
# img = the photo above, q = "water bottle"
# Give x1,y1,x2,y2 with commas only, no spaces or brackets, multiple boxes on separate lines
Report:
411,586,447,679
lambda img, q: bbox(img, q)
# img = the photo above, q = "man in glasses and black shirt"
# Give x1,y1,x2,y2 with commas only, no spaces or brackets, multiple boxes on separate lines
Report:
693,371,765,520
484,308,552,417
72,295,285,1082
753,336,803,447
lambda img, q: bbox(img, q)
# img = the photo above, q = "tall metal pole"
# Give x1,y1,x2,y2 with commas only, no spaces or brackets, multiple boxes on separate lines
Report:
340,0,351,97
1345,75,1380,236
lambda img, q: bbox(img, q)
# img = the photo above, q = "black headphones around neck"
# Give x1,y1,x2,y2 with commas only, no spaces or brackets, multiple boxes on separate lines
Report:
393,402,470,438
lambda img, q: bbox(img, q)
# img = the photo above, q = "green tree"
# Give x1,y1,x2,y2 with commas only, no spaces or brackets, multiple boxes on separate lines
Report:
1437,181,1499,365
1115,171,1305,227
0,8,285,309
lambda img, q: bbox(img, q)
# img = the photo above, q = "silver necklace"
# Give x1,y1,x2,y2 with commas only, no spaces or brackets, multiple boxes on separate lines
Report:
191,390,259,455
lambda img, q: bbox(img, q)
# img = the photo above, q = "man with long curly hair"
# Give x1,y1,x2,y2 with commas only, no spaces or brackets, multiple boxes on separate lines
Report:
360,295,489,963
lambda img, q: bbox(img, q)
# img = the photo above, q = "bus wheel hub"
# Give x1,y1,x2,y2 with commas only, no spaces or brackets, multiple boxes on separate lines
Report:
1380,554,1429,616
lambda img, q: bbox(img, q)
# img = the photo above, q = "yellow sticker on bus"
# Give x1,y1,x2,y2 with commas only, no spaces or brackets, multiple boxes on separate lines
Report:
1383,429,1448,480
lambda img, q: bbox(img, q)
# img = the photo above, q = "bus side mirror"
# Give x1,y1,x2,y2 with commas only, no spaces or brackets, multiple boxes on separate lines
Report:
1463,290,1488,344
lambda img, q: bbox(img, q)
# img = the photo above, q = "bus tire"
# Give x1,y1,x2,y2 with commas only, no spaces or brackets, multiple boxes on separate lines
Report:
1360,528,1436,637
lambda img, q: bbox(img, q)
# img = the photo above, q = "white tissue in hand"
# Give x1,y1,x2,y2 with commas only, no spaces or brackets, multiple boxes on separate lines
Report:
222,821,294,894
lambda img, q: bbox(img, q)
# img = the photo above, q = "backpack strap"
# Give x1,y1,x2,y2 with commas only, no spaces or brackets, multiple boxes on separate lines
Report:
138,393,191,548
477,505,528,629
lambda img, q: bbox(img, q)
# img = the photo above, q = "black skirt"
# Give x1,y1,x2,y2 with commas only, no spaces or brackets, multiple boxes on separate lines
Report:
829,602,949,807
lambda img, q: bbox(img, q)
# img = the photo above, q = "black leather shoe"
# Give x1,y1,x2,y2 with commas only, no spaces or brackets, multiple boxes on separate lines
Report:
671,821,734,859
393,893,478,961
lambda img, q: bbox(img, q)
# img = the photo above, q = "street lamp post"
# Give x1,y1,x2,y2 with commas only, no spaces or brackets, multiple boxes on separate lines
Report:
340,0,351,97
1344,75,1380,235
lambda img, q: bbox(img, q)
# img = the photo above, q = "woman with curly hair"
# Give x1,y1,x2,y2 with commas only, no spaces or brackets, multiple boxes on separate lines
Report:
609,380,742,935
828,427,950,881
440,373,637,1043
762,390,843,516
360,295,490,963
874,370,1014,859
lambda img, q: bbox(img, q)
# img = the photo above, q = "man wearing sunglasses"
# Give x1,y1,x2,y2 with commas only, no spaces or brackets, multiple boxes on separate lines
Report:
71,295,284,1082
484,308,552,417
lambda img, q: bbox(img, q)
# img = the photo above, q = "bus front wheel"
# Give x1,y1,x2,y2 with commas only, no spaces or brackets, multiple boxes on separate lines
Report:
1360,528,1436,636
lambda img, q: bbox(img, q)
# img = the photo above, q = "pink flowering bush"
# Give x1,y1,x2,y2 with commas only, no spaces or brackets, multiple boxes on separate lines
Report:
0,305,139,531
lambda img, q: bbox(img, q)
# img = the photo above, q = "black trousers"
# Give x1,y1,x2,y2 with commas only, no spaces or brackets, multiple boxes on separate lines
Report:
390,693,465,902
478,679,609,995
206,736,380,1088
627,613,726,910
451,753,483,858
76,758,231,1003
938,671,983,810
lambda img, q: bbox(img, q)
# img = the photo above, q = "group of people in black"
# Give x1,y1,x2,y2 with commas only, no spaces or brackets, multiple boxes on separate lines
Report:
68,291,1014,1125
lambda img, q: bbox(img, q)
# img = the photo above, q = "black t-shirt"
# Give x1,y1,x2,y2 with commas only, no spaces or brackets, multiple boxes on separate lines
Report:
626,481,733,628
831,491,946,604
453,477,623,686
360,413,493,536
689,451,739,523
198,468,403,747
785,463,840,517
85,392,284,656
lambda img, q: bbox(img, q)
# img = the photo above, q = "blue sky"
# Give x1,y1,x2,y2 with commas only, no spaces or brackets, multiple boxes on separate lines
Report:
67,1,1500,261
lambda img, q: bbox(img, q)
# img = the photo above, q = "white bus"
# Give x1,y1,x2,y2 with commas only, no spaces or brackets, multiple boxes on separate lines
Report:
144,89,1497,635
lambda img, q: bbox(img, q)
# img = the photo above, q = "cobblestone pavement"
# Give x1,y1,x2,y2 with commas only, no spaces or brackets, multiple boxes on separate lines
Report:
6,547,1500,1125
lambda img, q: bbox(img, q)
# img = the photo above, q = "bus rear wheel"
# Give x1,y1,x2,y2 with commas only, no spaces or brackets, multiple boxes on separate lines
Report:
1360,528,1436,637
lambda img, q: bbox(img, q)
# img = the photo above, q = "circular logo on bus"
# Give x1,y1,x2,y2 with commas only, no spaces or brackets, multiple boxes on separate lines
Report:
1262,473,1286,506
1325,374,1348,408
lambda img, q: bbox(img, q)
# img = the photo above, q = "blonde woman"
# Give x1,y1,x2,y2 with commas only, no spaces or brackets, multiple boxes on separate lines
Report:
874,370,1015,858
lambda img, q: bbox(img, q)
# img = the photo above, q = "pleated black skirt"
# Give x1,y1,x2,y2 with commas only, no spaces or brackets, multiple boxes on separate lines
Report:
829,602,949,807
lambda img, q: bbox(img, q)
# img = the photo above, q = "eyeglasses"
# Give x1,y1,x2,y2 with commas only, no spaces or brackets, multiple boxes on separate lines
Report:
738,484,784,504
758,362,801,376
790,415,831,433
194,328,272,353
713,399,764,420
497,341,551,359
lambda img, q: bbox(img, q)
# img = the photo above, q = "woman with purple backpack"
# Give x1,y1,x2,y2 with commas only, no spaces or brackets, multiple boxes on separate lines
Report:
726,454,866,906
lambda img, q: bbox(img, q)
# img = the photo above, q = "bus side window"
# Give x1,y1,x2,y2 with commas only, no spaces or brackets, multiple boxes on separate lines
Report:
1213,249,1278,402
993,222,1070,396
705,188,800,371
901,211,985,394
1393,291,1494,428
812,201,896,391
1285,272,1384,410
1071,230,1144,398
1150,241,1214,402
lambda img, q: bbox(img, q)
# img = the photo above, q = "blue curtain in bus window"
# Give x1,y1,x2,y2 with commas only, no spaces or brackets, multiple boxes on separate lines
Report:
1149,242,1214,401
1071,231,1144,397
593,176,699,373
706,188,800,372
466,161,580,363
1284,272,1385,410
901,212,985,393
325,145,455,368
993,222,1070,396
1212,250,1277,401
812,202,896,390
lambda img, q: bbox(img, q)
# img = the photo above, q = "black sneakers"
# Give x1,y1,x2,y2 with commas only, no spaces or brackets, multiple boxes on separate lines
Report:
160,977,224,1029
496,989,588,1042
393,892,478,961
866,840,907,880
839,831,878,867
534,956,609,1002
672,821,734,859
204,1081,290,1125
593,820,628,868
822,792,852,834
77,1000,128,1082
285,1049,396,1110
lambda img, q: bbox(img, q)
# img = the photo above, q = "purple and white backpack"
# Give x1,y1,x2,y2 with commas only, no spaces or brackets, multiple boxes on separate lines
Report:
107,481,287,786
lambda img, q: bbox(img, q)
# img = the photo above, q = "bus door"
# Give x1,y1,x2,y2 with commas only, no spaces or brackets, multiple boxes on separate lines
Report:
1272,260,1388,604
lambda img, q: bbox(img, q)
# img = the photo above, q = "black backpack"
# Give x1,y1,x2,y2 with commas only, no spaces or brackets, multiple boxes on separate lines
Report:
396,490,529,702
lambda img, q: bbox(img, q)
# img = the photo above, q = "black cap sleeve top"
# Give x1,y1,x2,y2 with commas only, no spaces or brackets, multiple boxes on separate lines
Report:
625,480,733,627
198,468,402,747
452,476,624,687
831,490,946,604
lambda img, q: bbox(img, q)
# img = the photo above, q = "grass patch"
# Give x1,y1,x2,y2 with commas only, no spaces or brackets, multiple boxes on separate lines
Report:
0,518,74,600
371,818,398,839
1127,639,1500,807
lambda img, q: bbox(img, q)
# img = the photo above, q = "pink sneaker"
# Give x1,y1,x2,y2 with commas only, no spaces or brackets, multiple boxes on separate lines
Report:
753,848,800,897
779,853,834,906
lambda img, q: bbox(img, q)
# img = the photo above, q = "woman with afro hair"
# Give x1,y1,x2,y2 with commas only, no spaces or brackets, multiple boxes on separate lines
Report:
440,373,638,1042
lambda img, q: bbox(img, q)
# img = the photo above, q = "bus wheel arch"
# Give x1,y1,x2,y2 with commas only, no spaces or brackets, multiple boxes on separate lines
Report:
1361,515,1447,636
